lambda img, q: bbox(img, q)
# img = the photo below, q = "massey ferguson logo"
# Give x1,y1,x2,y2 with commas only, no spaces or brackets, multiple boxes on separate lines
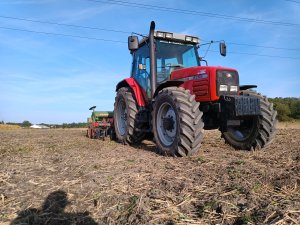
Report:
197,69,207,75
195,74,208,79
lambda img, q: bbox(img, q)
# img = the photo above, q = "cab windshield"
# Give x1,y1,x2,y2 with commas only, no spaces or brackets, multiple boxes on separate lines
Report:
156,39,199,83
131,39,200,98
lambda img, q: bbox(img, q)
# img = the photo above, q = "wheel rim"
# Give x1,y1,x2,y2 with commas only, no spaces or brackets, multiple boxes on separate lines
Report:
156,102,177,146
116,99,127,136
227,117,257,141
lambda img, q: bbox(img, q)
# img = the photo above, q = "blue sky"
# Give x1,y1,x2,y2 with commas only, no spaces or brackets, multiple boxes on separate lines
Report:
0,0,299,124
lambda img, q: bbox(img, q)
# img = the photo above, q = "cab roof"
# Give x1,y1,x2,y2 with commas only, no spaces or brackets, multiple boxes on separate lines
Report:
139,30,200,46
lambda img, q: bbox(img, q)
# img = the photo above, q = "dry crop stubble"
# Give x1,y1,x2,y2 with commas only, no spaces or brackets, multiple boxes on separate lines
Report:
0,126,299,224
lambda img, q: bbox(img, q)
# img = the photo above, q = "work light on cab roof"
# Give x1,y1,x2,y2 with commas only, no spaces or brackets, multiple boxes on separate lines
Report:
155,31,199,44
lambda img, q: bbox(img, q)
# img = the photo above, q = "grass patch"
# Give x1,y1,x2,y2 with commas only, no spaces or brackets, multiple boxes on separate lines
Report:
232,159,246,166
17,146,33,152
252,182,262,192
190,156,206,163
227,166,241,179
234,212,253,225
196,200,219,217
0,124,21,129
127,159,135,163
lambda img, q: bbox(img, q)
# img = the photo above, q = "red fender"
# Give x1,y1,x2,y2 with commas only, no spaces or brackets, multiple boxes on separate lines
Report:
116,78,147,107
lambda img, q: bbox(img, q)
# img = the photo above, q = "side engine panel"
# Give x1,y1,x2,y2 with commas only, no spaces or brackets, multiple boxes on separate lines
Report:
177,67,239,102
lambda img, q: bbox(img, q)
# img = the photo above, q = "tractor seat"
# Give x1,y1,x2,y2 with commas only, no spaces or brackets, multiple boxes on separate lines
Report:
157,64,184,84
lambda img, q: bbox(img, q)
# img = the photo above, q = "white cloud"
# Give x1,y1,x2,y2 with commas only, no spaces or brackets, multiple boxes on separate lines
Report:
54,4,117,24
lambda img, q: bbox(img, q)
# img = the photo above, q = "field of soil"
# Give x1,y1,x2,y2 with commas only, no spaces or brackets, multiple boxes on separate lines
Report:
0,126,299,225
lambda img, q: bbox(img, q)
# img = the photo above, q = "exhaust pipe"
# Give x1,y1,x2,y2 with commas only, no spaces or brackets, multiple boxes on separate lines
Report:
149,21,157,97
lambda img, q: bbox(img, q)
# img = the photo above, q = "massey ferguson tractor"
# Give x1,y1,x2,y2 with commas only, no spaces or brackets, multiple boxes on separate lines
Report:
113,21,277,156
87,106,114,140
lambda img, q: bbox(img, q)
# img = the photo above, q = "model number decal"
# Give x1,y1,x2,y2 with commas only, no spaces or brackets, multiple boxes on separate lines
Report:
179,73,208,81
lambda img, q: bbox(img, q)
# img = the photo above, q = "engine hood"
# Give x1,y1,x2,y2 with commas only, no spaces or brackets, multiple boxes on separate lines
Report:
170,66,237,80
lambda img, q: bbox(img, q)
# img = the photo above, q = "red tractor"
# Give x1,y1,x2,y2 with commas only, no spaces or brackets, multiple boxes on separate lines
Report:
113,21,277,156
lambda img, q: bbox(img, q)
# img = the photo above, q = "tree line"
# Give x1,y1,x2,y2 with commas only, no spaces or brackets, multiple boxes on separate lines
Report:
269,97,300,121
1,97,299,125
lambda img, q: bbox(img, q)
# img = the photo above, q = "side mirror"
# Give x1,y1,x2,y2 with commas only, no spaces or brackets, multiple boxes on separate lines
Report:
128,36,139,52
219,42,226,57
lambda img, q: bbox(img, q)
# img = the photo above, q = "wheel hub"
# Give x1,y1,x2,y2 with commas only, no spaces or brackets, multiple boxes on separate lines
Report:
162,116,174,131
156,102,177,146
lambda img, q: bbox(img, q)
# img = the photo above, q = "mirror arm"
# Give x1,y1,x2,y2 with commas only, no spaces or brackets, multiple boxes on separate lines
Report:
199,57,208,66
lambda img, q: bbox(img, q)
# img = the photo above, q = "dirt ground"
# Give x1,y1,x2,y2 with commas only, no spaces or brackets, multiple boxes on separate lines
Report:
0,125,299,225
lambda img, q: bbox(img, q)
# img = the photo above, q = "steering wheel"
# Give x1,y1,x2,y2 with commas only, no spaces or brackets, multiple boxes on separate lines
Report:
165,63,184,68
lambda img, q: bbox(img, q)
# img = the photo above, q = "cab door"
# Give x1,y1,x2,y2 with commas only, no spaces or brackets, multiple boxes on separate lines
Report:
132,44,151,98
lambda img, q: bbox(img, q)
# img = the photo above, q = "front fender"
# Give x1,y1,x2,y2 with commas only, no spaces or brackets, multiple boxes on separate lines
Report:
239,85,257,91
153,80,184,98
116,78,146,107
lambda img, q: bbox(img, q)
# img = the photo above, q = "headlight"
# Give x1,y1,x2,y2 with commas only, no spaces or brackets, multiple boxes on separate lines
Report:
230,86,238,92
219,85,228,92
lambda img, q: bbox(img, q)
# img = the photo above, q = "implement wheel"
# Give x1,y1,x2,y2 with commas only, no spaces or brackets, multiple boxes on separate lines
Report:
152,87,204,156
221,90,277,150
87,127,92,138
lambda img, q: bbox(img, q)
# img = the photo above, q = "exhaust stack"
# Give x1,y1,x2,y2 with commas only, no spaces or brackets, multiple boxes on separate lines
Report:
149,21,157,97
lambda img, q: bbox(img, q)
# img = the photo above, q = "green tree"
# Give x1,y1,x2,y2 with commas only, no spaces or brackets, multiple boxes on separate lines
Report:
270,97,300,121
21,120,32,127
290,99,300,119
274,102,291,121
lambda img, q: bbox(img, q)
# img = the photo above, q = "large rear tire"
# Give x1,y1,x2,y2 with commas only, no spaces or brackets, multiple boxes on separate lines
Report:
152,87,204,156
221,90,277,150
114,87,145,144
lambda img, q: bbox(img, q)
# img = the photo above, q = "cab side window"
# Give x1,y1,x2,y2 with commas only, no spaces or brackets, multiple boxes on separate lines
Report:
132,44,151,98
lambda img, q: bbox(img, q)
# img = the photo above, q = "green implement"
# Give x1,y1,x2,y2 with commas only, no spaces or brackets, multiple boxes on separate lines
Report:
87,106,115,140
91,111,113,122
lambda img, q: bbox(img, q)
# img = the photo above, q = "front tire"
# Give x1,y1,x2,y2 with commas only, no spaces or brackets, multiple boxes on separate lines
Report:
114,87,145,144
222,90,277,150
152,87,204,156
